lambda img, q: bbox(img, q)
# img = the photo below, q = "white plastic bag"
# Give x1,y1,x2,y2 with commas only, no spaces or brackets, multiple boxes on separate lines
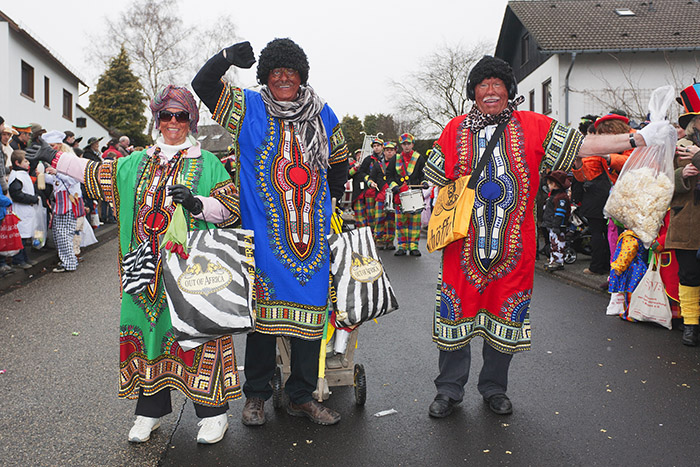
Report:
604,85,676,247
627,254,672,330
32,205,47,249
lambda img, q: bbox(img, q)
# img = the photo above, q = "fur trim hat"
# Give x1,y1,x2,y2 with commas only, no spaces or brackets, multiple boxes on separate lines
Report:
467,56,518,100
546,170,571,190
257,38,309,85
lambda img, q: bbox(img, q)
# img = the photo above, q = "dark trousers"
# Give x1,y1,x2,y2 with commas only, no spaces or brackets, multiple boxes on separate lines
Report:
676,249,700,286
434,339,513,401
135,388,228,418
588,217,610,274
243,331,319,405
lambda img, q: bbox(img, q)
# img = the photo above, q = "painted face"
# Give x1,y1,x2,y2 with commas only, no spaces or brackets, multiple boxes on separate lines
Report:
475,77,509,115
401,142,414,153
158,107,190,145
268,68,302,102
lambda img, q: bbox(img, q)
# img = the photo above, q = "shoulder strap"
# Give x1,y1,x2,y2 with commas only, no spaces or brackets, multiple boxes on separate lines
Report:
467,119,509,189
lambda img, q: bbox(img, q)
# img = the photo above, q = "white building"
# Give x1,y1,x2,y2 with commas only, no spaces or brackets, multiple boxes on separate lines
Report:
495,0,700,126
0,10,110,142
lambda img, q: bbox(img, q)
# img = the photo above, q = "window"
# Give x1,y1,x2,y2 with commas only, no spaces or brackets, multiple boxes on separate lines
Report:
76,117,87,128
521,33,530,65
529,90,535,111
44,77,50,108
62,89,73,120
21,61,34,99
542,79,552,115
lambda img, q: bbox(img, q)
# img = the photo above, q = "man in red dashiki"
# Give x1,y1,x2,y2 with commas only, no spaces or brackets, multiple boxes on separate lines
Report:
424,56,676,418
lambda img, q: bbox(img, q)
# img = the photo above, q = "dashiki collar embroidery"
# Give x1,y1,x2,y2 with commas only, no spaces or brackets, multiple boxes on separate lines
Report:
130,149,204,324
457,119,528,293
257,116,327,285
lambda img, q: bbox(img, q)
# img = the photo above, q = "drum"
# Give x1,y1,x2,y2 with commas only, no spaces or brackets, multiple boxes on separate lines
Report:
384,189,395,212
399,189,424,213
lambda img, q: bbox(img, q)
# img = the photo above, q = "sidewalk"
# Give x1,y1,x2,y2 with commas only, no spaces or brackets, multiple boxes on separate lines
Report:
0,222,119,295
534,253,609,294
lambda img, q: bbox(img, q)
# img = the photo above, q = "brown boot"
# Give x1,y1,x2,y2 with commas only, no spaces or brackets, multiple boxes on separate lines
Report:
242,398,265,426
287,400,341,426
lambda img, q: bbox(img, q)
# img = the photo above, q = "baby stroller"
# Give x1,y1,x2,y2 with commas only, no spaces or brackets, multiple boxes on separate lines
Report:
542,205,589,264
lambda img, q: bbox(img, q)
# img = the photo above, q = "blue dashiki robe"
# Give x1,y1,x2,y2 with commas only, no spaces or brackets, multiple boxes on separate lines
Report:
213,85,349,340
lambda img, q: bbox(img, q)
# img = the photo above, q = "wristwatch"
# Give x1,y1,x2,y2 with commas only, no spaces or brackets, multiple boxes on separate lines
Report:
629,133,637,148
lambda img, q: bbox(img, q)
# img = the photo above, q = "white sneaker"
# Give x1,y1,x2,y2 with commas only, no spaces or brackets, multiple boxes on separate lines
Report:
128,416,161,443
196,414,228,444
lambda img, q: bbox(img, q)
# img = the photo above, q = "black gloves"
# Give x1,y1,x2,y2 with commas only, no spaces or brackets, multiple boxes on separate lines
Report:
223,41,255,69
25,138,58,164
168,185,203,215
421,181,429,189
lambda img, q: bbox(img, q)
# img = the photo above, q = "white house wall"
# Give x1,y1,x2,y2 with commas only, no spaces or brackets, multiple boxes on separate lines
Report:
0,21,109,145
519,55,562,121
520,51,700,127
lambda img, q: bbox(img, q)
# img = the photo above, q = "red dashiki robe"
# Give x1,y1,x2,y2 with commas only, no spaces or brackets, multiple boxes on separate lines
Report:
424,110,583,353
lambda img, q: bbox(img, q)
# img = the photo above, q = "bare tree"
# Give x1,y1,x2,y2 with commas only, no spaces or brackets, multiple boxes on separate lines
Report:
391,41,493,137
91,0,188,135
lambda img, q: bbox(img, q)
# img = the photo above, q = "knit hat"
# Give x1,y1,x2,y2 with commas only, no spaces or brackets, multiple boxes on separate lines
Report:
467,56,518,100
546,170,571,190
256,38,309,86
678,83,700,129
399,133,415,144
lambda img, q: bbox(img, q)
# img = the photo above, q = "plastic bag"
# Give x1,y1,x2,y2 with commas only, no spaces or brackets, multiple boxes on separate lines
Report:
604,86,676,247
32,205,47,249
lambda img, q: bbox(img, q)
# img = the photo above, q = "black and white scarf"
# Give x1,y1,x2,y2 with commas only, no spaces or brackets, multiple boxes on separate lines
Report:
465,96,525,132
261,85,329,170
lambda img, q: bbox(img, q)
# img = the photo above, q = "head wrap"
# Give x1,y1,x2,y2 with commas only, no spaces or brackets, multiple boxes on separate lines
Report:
257,38,309,85
150,85,199,134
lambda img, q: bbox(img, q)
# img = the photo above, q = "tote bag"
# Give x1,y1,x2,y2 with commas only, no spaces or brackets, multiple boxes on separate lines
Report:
426,175,473,253
163,228,256,350
328,226,398,327
628,253,673,330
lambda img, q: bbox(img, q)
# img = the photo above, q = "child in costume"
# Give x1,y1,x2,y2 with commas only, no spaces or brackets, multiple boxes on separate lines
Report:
541,170,571,271
608,227,648,320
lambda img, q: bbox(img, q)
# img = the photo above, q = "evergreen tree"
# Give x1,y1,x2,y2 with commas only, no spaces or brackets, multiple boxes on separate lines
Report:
87,45,149,146
340,115,364,153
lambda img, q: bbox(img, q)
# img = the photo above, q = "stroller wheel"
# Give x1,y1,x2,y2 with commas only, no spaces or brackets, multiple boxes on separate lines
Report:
354,363,367,406
564,247,577,264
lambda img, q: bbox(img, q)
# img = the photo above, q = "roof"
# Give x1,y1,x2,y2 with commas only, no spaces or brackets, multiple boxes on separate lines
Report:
498,0,700,54
196,124,233,154
0,9,87,86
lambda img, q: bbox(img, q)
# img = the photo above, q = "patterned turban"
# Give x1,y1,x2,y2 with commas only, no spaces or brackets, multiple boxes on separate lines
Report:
150,85,199,134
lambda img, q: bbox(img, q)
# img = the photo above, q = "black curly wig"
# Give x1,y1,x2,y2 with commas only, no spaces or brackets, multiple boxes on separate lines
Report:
467,56,518,100
256,38,309,85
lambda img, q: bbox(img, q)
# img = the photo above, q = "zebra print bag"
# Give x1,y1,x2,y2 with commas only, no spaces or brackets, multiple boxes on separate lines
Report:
121,240,156,295
328,226,399,327
163,228,256,351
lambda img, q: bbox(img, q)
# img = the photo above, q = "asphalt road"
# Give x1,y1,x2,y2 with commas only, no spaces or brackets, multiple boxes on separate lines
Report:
1,237,699,466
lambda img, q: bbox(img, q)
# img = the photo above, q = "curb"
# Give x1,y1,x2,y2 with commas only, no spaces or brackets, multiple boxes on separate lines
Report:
0,223,119,296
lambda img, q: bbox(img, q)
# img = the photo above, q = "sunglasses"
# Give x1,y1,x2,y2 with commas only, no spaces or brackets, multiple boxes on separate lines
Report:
158,110,190,123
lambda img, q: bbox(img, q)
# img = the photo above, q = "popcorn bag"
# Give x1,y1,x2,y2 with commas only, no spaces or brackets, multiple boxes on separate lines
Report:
604,86,677,247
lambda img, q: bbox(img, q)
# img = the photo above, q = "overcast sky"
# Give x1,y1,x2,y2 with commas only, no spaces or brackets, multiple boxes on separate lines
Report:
3,0,509,120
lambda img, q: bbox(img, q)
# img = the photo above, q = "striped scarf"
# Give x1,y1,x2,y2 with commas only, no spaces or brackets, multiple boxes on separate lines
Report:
261,85,329,170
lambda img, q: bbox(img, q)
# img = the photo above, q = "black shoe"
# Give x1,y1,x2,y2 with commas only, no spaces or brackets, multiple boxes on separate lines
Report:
394,248,406,256
682,324,699,346
484,393,513,415
385,244,396,251
409,249,422,257
428,394,461,418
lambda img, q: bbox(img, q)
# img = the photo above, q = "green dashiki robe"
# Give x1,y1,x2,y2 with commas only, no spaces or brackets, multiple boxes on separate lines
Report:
57,142,241,406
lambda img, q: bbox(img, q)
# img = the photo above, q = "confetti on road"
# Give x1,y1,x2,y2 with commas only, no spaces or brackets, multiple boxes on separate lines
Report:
555,411,559,415
71,331,80,336
501,423,510,427
506,451,512,455
624,370,628,373
374,409,398,417
642,380,647,384
293,443,297,447
600,429,607,433
483,450,490,453
0,369,6,374
598,363,604,367
306,440,313,444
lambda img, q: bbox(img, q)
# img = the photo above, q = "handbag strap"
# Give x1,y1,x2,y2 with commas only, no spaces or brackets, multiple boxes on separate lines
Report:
466,119,510,190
